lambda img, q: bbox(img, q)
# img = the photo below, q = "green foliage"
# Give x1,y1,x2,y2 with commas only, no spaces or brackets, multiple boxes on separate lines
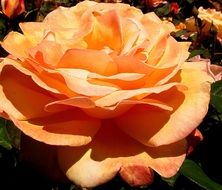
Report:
180,159,222,190
0,118,12,150
211,80,222,113
155,3,170,17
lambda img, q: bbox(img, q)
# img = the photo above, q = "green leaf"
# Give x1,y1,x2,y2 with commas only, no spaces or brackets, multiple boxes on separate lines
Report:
0,118,12,150
188,48,210,59
180,159,222,190
0,16,7,40
155,3,170,17
171,29,188,38
211,80,222,113
162,173,180,187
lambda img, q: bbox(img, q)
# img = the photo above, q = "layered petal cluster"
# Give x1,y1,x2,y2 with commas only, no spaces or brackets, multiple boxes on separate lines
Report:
0,1,214,188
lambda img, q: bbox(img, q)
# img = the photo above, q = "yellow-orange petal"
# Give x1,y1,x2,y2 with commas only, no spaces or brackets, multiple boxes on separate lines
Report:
114,55,154,74
28,33,63,68
57,68,119,96
1,32,33,59
45,96,96,112
84,9,122,51
10,109,101,146
115,61,213,146
1,57,72,95
19,22,45,44
57,48,117,75
0,64,56,120
95,82,181,107
83,98,172,120
58,122,186,188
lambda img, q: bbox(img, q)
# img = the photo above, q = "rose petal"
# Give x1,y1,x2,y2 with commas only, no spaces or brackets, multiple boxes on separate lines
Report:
1,58,77,97
0,64,56,120
45,96,96,112
19,22,45,44
9,109,101,146
114,55,154,74
57,68,119,96
84,9,122,51
57,48,117,75
95,82,181,107
120,164,154,186
58,122,186,188
115,61,213,146
1,32,33,59
209,64,222,81
29,33,64,68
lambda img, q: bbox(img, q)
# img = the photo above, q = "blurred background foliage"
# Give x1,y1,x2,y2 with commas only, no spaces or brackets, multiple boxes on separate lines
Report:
0,0,222,189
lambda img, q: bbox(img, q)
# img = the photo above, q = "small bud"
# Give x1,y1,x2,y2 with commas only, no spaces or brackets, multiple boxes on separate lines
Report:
1,0,25,18
120,164,154,186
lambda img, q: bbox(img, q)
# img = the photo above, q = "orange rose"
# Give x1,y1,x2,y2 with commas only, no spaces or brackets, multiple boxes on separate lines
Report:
0,1,214,188
1,0,25,18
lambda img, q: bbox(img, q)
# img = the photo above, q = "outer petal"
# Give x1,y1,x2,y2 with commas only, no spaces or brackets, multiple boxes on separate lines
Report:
1,32,33,59
58,121,186,188
0,64,56,120
1,58,76,96
9,109,101,146
115,61,213,146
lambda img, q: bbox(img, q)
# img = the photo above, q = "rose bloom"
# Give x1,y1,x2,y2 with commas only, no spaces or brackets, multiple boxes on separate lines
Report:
1,0,25,18
185,7,222,39
0,1,215,188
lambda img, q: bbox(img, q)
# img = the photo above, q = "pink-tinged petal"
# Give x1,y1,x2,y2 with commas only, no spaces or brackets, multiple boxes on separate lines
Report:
120,164,154,186
95,82,182,107
56,68,119,96
0,64,56,120
84,9,122,51
209,64,222,81
57,49,117,75
10,109,101,146
186,129,203,155
1,32,33,59
115,61,213,146
58,122,186,188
